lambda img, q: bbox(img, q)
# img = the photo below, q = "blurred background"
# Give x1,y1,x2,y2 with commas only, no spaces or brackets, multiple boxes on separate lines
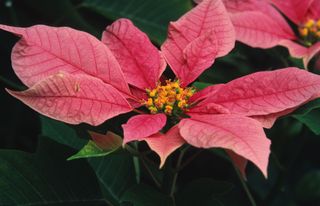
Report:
0,0,320,206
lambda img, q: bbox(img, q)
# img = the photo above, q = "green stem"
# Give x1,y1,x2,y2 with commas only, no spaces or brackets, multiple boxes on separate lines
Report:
178,149,202,171
125,144,161,188
232,162,257,206
169,147,187,196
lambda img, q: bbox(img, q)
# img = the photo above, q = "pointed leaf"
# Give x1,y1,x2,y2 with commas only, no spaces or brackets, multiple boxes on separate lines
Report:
102,19,166,89
0,24,130,93
68,131,122,160
179,114,270,176
203,67,320,117
122,114,167,144
161,0,235,86
144,126,185,168
8,72,132,126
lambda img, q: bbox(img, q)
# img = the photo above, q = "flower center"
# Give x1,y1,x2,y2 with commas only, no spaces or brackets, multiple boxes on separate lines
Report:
298,19,320,46
144,80,195,116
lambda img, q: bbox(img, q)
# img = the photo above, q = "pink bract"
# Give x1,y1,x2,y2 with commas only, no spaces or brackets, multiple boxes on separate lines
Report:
1,0,320,176
195,0,320,67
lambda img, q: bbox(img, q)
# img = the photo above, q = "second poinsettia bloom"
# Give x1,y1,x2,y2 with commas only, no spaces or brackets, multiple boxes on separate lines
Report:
203,0,320,68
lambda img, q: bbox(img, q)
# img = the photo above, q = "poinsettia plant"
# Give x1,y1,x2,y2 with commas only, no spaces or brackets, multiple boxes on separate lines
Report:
1,0,320,205
1,0,320,175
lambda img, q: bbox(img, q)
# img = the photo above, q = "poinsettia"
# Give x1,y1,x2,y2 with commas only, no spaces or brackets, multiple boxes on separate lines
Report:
1,0,320,177
195,0,320,68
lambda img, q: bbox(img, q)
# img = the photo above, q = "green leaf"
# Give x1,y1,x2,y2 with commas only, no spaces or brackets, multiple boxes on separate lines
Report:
176,178,235,206
291,99,320,135
295,171,320,202
80,0,192,44
41,117,136,206
0,137,106,206
41,116,86,149
121,184,173,206
67,138,120,160
192,81,213,90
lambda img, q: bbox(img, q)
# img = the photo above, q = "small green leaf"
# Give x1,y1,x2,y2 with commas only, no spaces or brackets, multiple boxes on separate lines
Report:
68,131,123,160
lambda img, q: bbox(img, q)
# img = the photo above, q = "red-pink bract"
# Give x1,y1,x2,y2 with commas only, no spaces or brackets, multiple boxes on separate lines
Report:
196,0,320,67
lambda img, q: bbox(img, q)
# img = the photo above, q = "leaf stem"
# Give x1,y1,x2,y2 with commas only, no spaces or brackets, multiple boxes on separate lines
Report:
232,162,257,206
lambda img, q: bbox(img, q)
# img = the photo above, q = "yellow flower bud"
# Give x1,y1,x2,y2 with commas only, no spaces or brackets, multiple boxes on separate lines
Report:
305,19,315,28
299,27,308,37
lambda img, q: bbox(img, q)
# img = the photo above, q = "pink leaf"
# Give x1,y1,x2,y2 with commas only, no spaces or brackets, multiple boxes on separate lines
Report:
6,72,132,126
179,114,270,176
144,126,185,168
188,102,230,115
308,0,320,19
251,108,296,128
102,19,166,89
161,0,235,86
280,40,320,68
0,24,130,94
203,67,320,117
122,114,167,144
190,83,224,103
223,0,295,48
269,0,314,24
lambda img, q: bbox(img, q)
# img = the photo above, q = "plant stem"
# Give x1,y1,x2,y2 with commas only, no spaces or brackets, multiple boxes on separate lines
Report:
169,147,187,196
232,163,257,206
125,144,161,188
179,149,202,171
140,156,162,188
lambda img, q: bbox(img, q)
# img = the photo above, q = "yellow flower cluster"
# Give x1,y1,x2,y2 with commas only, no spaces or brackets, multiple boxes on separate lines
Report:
299,19,320,44
144,80,195,115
